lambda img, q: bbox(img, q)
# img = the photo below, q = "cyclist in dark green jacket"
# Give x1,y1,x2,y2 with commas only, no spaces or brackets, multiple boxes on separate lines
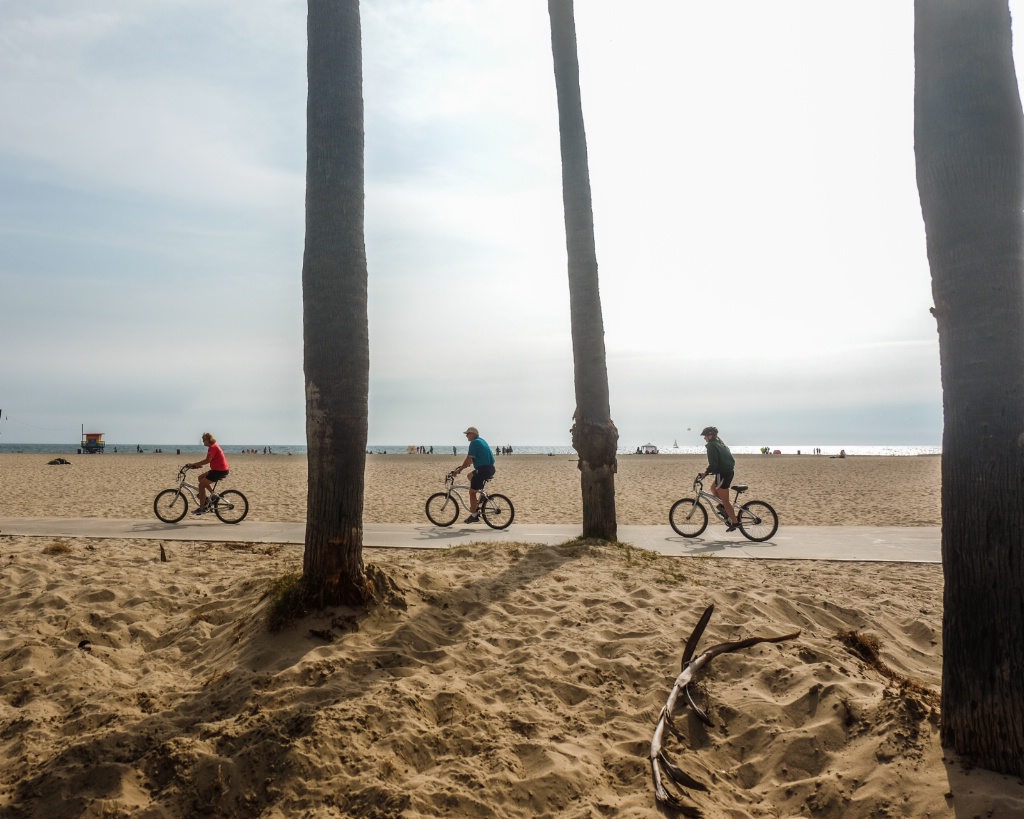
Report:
700,426,739,531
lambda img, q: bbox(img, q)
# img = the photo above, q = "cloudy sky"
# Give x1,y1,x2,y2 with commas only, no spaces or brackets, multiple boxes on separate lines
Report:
1,1,1017,448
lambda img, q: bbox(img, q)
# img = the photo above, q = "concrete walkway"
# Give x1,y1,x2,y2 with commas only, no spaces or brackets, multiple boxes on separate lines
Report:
0,517,941,563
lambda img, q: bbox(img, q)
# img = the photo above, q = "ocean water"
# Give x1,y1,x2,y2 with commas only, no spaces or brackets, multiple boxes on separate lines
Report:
0,443,941,457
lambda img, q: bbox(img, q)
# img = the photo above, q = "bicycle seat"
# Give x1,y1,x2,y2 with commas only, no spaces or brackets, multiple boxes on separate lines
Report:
732,484,748,493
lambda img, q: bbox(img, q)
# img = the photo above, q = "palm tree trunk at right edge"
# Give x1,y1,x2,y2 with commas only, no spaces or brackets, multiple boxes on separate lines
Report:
915,0,1024,775
547,0,618,541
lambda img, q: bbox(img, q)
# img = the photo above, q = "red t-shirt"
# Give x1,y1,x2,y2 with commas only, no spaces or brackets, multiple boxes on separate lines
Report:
208,444,228,471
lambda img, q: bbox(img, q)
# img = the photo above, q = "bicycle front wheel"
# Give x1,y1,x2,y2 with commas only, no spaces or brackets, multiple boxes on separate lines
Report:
214,490,249,524
154,489,188,523
738,500,779,542
426,492,459,527
481,493,515,529
669,498,707,537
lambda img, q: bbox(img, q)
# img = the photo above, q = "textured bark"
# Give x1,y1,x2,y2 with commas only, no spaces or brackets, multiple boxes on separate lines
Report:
915,0,1024,775
548,0,618,540
301,0,372,607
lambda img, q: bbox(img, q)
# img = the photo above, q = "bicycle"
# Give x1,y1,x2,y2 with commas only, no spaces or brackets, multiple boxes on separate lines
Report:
425,472,515,530
153,465,250,524
669,474,778,542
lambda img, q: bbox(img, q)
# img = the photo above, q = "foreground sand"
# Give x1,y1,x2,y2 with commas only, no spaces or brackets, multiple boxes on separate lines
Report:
2,536,1022,818
0,451,941,526
4,452,1019,818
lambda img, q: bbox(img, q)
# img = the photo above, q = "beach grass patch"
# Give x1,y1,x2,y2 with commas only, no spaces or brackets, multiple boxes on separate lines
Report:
444,543,485,558
264,565,403,632
42,540,72,555
606,539,658,566
835,628,940,708
557,536,610,556
219,541,285,556
265,572,307,632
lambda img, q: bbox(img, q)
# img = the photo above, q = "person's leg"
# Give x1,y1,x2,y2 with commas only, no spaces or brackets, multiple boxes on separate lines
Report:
469,469,480,512
198,474,211,507
466,465,493,520
472,465,495,515
714,480,738,525
465,469,481,520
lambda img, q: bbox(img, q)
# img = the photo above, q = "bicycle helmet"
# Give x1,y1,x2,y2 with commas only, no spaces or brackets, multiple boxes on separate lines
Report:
700,426,718,437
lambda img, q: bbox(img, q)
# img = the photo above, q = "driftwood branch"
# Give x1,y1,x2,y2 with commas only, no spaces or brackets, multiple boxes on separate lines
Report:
650,604,800,815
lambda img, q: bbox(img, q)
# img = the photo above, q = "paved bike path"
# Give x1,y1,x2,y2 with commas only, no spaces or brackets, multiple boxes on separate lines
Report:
0,517,941,563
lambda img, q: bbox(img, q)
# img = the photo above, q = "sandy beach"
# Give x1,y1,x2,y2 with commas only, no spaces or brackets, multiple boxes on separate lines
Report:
0,451,941,526
3,451,1022,817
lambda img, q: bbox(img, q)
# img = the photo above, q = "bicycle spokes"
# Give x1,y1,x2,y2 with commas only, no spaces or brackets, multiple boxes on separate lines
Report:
480,492,515,529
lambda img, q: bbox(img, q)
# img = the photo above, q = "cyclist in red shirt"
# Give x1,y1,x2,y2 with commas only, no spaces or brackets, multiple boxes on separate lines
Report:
188,432,230,514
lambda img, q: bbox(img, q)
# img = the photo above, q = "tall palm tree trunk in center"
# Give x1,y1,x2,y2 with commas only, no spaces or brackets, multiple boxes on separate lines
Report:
301,0,371,606
547,0,618,541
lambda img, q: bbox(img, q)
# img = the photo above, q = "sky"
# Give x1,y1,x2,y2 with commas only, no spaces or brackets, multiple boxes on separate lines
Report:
1,0,1017,448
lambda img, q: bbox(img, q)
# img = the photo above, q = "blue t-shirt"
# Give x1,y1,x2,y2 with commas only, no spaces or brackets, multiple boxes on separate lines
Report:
468,437,494,468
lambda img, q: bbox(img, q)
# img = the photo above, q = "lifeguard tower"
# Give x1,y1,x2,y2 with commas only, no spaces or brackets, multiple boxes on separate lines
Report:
81,431,106,454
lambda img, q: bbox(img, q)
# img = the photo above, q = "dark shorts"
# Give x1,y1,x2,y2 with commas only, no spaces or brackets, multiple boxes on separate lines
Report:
713,471,733,490
470,464,495,490
204,469,230,482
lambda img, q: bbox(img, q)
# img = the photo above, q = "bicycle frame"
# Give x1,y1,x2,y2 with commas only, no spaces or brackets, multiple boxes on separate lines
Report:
438,476,493,510
172,466,222,507
692,479,739,523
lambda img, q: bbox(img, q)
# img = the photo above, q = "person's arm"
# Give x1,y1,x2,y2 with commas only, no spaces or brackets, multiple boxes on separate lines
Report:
454,440,478,475
189,452,212,469
701,444,719,477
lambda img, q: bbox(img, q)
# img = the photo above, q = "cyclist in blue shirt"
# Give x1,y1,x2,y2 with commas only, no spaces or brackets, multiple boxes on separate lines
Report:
452,426,495,523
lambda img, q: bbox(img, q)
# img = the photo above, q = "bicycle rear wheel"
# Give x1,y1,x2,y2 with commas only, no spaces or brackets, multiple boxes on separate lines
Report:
669,498,707,537
738,500,779,542
154,489,188,523
426,492,459,527
214,490,249,524
481,493,515,529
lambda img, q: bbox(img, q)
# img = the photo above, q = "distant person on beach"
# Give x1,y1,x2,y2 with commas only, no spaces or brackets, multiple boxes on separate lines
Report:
831,449,847,459
699,426,739,531
451,426,495,523
187,432,230,514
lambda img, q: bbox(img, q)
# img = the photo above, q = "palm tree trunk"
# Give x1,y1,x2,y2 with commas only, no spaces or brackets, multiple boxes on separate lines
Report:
915,0,1024,775
301,0,372,606
548,0,618,540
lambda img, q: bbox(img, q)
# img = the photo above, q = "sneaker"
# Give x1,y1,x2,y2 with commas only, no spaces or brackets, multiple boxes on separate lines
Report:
726,521,740,532
192,503,210,516
464,514,480,523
